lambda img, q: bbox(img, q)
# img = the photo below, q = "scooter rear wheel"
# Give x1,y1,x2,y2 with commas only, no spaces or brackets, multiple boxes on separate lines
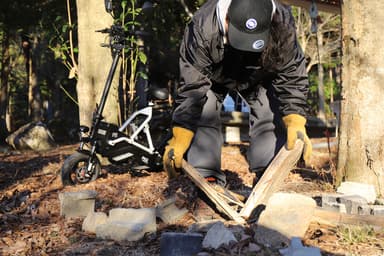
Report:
61,151,101,186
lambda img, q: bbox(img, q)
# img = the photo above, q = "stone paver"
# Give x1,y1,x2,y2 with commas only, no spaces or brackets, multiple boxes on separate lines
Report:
95,221,147,242
160,232,203,256
59,190,97,218
82,211,108,233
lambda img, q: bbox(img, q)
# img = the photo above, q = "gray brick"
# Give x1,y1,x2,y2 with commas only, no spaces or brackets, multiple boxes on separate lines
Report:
102,208,157,241
339,195,368,214
321,194,346,213
96,221,147,241
357,204,372,215
321,193,340,206
82,211,108,233
59,190,97,218
108,208,156,233
371,205,384,216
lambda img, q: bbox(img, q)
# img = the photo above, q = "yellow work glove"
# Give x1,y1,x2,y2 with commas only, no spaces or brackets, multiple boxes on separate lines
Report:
282,114,312,165
163,126,194,179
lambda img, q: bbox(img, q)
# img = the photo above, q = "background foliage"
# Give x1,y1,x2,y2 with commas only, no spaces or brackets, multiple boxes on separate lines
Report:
0,0,341,144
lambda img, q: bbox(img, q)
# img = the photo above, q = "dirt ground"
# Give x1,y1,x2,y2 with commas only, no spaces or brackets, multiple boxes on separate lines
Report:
0,137,383,255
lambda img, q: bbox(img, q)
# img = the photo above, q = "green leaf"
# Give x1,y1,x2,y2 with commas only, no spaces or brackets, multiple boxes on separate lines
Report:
138,51,147,64
121,0,127,9
136,71,148,80
62,24,68,33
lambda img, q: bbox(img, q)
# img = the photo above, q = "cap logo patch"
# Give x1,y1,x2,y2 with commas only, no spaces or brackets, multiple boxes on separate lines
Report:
252,40,265,50
245,18,257,30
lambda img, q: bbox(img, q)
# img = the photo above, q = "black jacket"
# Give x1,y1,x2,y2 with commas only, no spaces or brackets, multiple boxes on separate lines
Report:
173,0,309,131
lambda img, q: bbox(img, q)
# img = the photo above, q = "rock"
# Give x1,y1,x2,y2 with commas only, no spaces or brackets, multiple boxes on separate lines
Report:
202,222,237,249
254,192,316,248
248,242,261,253
156,197,189,223
196,253,211,256
279,237,321,256
6,121,56,151
187,220,222,233
337,181,377,204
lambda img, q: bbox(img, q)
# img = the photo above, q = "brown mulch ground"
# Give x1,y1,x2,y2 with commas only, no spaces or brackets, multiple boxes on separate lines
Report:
0,137,383,255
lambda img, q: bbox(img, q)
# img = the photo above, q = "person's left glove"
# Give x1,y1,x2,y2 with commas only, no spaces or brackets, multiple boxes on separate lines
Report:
163,126,194,179
282,114,312,165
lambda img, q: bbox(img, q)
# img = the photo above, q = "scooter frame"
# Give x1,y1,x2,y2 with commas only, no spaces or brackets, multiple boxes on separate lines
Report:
61,23,169,185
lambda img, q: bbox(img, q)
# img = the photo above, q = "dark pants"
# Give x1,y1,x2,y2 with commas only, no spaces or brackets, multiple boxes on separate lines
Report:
186,87,286,184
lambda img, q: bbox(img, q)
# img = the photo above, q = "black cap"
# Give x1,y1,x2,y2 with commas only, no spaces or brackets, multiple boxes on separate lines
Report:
227,0,274,52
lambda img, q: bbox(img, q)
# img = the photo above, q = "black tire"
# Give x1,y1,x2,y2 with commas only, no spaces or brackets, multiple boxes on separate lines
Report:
61,151,101,186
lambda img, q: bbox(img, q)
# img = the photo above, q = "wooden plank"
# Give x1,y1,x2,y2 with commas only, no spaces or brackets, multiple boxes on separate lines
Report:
240,140,304,219
313,207,384,228
182,159,246,224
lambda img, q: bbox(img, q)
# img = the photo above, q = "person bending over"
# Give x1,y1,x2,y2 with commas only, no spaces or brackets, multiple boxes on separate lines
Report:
164,0,312,186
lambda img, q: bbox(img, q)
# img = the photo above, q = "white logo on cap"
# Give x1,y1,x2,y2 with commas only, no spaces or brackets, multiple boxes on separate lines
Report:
245,18,257,30
252,40,265,50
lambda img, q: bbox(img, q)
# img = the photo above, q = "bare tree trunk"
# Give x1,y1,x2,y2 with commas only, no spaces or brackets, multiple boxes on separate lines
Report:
76,0,119,127
329,68,333,104
337,0,384,196
316,30,326,121
0,27,10,143
28,35,43,122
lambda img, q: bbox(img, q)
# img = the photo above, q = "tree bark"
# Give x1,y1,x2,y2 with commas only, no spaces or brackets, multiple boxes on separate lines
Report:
316,29,326,121
76,0,119,127
28,34,43,122
337,0,384,196
0,27,10,143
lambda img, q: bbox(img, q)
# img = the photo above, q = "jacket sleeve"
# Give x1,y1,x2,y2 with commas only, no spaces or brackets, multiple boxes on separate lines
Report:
172,21,213,131
271,9,309,117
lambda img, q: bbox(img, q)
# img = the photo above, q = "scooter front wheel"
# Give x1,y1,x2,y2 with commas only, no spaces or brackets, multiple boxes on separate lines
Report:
61,151,101,186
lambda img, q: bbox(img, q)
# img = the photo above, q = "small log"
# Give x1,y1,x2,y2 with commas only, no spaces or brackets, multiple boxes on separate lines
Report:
240,140,304,219
182,160,245,224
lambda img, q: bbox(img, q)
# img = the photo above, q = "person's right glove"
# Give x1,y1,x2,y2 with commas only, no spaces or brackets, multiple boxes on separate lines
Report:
163,126,194,179
282,114,312,165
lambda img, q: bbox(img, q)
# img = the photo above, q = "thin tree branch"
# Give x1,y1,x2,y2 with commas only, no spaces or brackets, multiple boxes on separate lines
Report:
178,0,194,18
66,0,78,76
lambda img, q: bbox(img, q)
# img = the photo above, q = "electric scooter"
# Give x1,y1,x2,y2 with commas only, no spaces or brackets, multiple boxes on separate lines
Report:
61,2,171,186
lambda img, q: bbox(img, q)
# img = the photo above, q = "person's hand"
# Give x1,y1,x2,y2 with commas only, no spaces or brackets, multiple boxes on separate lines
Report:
163,127,194,179
282,114,312,165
